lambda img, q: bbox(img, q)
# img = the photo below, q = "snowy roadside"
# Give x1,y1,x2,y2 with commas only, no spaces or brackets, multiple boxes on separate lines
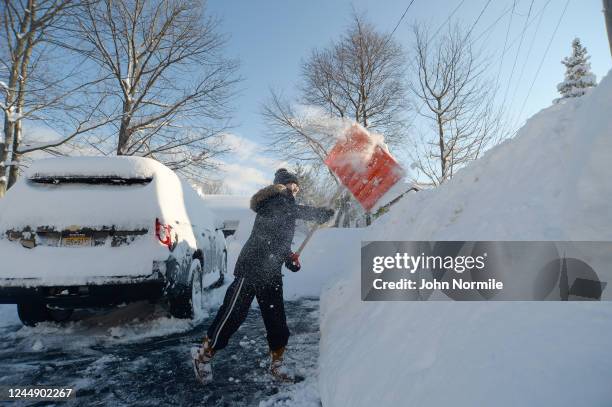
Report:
0,297,322,406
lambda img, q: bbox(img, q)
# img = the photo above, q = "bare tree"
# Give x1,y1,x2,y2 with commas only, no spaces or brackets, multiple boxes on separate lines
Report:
301,14,407,143
262,13,408,226
74,0,239,177
0,0,109,196
409,25,502,185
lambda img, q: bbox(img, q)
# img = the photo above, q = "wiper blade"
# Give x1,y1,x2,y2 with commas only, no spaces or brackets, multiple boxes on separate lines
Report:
28,176,153,185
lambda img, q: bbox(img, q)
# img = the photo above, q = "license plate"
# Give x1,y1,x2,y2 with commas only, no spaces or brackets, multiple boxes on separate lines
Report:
63,235,92,247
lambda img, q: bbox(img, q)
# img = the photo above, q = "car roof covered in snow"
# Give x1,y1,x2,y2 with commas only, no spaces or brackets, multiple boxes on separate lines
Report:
26,156,172,179
0,156,215,231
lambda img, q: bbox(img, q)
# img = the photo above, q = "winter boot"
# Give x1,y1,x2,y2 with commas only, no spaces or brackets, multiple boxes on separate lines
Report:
269,346,293,382
192,336,215,384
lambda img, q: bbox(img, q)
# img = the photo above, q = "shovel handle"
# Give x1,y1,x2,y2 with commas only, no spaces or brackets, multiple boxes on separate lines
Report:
295,184,344,255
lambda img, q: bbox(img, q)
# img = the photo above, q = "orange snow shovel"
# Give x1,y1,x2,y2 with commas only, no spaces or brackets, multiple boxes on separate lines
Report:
294,124,404,259
324,124,404,211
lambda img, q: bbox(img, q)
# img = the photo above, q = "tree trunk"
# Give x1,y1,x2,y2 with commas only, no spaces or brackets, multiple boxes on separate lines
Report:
0,34,24,197
117,101,132,155
0,117,13,198
6,0,35,189
436,101,447,183
7,120,22,188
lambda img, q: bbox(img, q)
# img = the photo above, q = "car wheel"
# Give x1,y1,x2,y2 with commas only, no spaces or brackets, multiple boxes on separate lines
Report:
47,307,73,323
17,302,52,327
168,260,203,319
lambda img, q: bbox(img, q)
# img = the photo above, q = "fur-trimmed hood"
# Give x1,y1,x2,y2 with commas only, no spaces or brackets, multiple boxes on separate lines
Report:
250,184,291,212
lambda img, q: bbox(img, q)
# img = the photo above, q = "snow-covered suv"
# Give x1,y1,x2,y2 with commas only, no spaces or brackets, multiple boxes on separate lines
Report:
0,156,227,326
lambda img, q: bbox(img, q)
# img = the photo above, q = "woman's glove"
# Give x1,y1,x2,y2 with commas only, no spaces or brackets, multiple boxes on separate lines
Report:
285,252,301,272
318,208,335,224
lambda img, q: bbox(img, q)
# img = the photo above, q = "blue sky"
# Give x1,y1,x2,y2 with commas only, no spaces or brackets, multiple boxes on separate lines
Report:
205,0,611,194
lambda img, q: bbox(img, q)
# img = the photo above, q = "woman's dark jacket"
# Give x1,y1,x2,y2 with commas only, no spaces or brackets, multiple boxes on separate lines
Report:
233,184,332,281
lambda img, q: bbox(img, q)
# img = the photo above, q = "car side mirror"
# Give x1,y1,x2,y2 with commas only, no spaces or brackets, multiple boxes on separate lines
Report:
214,219,225,231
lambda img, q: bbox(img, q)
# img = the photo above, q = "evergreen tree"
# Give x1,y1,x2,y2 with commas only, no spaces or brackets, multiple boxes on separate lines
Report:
555,38,597,103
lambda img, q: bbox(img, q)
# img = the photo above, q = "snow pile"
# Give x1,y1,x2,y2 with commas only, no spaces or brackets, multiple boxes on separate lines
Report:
318,70,612,407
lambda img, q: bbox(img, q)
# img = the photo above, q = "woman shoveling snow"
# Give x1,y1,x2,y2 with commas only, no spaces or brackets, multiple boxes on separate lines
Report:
192,168,335,384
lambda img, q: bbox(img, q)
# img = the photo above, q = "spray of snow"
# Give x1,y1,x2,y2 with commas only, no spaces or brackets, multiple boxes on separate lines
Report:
291,105,353,140
290,106,392,174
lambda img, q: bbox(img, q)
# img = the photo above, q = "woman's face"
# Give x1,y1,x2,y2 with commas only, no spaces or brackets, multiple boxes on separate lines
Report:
286,182,300,196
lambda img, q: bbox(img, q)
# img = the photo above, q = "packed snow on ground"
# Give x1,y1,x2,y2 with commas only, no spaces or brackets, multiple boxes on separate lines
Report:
0,276,232,351
318,70,612,407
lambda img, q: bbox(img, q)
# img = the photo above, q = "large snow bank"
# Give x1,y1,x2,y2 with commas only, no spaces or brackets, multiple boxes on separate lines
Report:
319,70,612,407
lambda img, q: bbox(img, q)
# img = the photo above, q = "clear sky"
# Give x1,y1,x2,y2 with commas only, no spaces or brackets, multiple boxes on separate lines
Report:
205,0,611,194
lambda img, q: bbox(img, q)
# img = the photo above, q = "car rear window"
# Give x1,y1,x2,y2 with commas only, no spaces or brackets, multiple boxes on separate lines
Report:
28,176,153,186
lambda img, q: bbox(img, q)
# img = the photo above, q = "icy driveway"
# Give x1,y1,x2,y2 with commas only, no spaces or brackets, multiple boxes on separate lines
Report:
0,298,321,406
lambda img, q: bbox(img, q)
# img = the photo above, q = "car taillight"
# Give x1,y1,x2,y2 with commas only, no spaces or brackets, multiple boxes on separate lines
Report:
155,218,173,248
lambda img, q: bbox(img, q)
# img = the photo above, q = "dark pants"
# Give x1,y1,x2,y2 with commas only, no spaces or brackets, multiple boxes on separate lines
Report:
207,276,290,352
